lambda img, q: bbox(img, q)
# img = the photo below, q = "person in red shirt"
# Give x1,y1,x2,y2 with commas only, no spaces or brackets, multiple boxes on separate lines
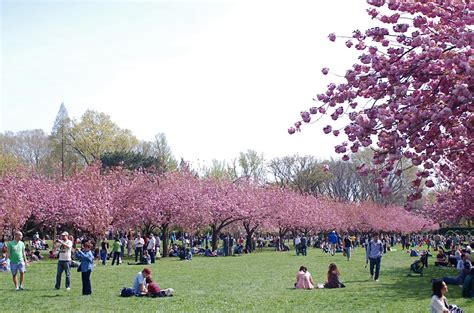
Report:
145,276,160,296
145,276,174,297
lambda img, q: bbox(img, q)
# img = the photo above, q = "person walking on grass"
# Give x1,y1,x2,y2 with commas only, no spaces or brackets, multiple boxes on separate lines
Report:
343,235,353,261
328,231,338,256
366,234,384,282
55,231,73,290
76,241,94,295
6,231,28,291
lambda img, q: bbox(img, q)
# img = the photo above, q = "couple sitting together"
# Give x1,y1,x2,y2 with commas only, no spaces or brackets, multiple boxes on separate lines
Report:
122,268,174,297
295,263,345,290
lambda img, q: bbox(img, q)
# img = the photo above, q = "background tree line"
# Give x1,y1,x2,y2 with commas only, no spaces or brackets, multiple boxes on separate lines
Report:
1,103,423,209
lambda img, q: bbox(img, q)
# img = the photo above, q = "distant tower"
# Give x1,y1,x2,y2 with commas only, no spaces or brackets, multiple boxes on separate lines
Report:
51,103,70,179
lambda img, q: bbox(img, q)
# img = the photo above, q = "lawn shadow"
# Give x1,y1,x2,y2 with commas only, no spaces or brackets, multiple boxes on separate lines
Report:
377,262,461,301
40,294,65,298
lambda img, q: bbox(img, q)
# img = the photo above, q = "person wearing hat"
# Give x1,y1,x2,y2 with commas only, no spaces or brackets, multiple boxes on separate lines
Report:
55,231,73,290
133,267,152,296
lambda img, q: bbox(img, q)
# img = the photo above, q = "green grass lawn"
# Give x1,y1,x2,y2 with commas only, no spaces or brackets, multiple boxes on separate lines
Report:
1,245,472,313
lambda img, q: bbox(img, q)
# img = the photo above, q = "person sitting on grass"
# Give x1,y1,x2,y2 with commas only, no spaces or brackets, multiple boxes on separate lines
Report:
132,268,152,296
233,244,243,256
178,246,186,260
433,253,472,287
0,253,10,272
145,276,174,297
435,248,449,267
462,268,474,298
294,265,314,290
323,263,345,288
203,246,217,257
185,248,192,261
128,250,151,265
430,280,464,313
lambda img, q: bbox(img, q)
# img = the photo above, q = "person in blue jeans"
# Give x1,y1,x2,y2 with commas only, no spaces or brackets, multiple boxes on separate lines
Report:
366,234,383,282
76,241,94,295
99,239,108,266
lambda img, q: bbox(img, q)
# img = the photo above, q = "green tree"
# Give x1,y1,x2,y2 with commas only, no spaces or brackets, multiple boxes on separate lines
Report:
237,150,267,185
0,129,50,172
68,110,139,165
100,151,163,172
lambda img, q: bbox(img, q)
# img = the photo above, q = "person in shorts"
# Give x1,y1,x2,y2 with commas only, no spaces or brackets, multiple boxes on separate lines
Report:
6,231,28,290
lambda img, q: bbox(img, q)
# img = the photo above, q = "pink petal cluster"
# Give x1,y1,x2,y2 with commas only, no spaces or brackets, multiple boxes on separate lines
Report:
289,0,473,220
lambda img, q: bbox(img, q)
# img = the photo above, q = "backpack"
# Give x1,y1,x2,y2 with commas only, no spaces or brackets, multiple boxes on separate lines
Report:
120,287,134,297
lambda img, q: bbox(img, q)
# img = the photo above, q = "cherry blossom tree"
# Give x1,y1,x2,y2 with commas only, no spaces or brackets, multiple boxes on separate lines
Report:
289,0,473,220
0,170,33,234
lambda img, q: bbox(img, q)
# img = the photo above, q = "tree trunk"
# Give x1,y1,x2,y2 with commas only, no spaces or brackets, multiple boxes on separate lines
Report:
245,231,254,253
211,225,219,251
161,223,169,258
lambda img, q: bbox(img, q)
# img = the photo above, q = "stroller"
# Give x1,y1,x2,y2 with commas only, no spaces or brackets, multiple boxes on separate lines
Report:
410,252,431,275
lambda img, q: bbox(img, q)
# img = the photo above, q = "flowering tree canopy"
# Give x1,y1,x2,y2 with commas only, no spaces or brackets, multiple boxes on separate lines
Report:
289,0,473,220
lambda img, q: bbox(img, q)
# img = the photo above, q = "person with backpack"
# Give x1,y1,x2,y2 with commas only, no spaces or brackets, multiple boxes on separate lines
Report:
366,234,384,282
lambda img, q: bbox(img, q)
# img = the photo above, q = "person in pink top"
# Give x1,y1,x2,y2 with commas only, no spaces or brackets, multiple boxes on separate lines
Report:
294,266,314,289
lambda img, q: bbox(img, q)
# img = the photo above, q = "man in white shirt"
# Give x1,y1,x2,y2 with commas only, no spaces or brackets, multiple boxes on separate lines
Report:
147,234,156,264
294,235,301,256
55,231,72,290
134,235,145,263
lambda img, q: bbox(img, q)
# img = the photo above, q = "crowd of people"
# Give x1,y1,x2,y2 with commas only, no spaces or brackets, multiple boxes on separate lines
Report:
0,229,472,310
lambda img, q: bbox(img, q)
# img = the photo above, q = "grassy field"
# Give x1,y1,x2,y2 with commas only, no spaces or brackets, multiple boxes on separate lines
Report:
0,244,472,313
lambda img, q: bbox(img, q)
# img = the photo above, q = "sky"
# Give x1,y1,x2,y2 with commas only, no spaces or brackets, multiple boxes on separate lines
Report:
1,0,372,166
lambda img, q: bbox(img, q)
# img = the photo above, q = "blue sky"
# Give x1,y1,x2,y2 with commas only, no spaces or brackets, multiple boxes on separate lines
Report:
1,0,370,164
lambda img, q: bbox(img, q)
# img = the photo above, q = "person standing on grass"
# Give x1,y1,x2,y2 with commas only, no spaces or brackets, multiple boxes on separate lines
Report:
111,237,122,266
99,237,109,266
343,235,353,261
55,231,73,290
328,231,338,256
76,241,94,295
134,235,144,262
127,233,133,257
6,231,28,291
147,234,156,264
366,234,384,282
120,235,127,259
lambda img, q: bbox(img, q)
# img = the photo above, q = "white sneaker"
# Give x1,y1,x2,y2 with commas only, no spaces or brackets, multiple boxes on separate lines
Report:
66,287,71,291
15,287,20,291
19,285,24,290
375,279,379,282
